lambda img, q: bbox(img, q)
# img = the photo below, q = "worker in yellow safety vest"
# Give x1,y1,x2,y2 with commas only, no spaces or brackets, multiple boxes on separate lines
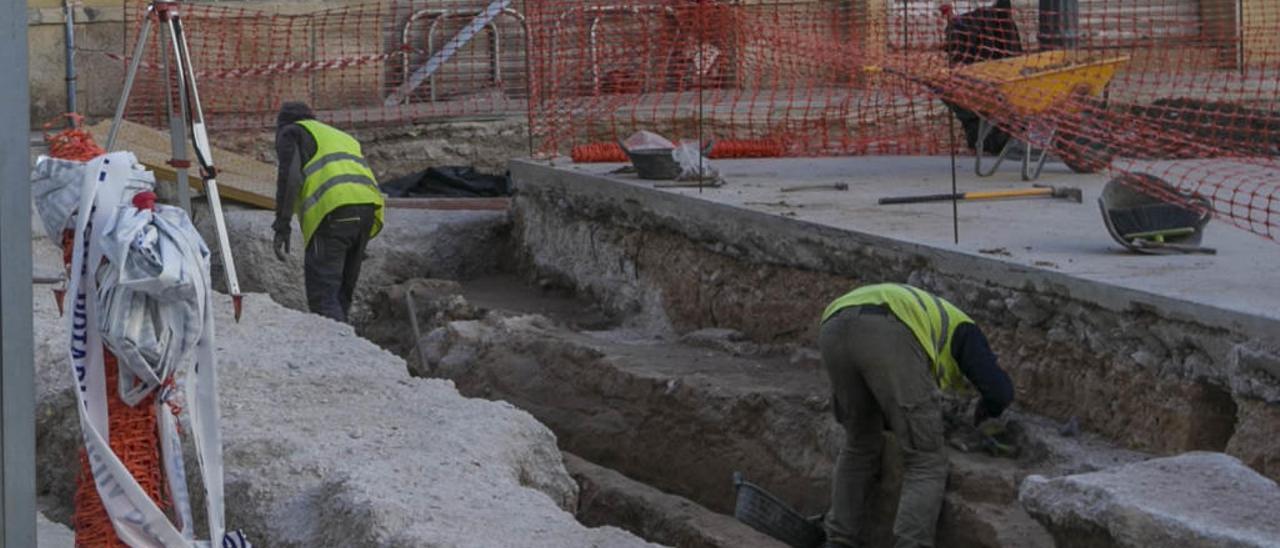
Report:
819,283,1013,548
272,102,384,323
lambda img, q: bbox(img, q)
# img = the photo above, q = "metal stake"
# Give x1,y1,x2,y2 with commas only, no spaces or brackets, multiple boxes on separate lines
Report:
950,110,960,245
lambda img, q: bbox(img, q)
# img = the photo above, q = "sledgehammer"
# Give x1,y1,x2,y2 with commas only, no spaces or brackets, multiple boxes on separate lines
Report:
878,184,1083,205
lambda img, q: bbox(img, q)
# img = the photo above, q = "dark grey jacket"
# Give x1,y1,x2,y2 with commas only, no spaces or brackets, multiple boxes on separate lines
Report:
273,105,318,236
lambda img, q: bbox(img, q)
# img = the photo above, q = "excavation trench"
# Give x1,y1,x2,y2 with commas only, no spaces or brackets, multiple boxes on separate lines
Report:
177,132,1275,546
361,269,1166,548
353,157,1275,547
327,211,1122,547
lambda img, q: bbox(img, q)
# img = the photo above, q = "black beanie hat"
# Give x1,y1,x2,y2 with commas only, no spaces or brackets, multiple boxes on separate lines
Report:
277,101,315,127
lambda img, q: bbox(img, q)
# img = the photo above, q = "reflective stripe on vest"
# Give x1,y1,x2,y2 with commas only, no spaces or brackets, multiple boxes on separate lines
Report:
295,120,385,245
820,283,973,391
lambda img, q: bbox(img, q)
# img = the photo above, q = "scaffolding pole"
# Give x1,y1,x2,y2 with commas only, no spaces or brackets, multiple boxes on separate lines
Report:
0,0,36,546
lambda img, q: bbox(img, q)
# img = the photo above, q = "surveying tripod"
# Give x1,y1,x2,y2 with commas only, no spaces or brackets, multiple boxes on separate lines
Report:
107,0,243,320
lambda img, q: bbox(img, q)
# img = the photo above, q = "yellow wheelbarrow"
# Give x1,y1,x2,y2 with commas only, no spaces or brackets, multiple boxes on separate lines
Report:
954,50,1130,181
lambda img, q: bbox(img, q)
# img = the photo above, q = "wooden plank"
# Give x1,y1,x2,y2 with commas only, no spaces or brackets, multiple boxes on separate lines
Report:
87,119,278,210
385,197,511,211
1242,0,1280,67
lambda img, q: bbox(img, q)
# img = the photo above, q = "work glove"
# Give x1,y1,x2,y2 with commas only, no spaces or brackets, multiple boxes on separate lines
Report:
273,231,290,262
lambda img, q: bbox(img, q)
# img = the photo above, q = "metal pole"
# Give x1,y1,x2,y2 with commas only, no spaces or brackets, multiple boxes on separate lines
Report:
950,111,959,245
63,0,78,122
107,7,155,151
1,0,37,545
163,15,192,212
172,13,245,319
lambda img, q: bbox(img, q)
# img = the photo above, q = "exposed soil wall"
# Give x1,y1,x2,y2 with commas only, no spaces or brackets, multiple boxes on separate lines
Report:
510,162,1280,481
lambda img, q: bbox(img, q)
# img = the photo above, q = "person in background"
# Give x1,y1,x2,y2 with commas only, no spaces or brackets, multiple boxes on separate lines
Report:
941,0,1024,154
272,101,384,323
819,283,1014,548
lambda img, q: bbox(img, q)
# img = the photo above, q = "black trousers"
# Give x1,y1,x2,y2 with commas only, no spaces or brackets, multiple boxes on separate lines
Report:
943,101,1010,155
305,204,376,323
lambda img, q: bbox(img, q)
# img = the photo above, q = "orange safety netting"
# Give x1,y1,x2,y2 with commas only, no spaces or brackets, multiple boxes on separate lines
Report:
54,159,169,548
102,0,530,130
71,357,171,548
43,114,105,162
528,0,1279,240
87,0,1279,241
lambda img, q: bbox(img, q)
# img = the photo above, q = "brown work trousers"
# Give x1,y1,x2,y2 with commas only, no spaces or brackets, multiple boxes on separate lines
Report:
820,306,949,548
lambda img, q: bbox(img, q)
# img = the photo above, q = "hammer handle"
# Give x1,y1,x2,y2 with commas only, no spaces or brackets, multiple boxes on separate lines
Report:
879,188,1053,205
879,192,964,205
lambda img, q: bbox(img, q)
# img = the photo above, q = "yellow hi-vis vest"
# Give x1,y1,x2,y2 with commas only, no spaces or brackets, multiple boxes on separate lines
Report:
821,283,973,391
295,120,384,245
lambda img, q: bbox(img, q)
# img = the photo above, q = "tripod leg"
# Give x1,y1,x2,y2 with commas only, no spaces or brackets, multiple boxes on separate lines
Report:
106,8,155,151
160,28,192,212
172,15,243,320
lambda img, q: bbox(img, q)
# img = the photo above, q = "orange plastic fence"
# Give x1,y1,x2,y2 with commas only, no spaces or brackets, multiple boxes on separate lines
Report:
529,0,1279,240
89,0,1280,240
71,356,170,548
106,0,531,130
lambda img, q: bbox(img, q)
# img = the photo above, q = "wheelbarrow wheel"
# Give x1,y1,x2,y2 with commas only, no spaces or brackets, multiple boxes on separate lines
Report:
1060,138,1111,174
1055,102,1113,173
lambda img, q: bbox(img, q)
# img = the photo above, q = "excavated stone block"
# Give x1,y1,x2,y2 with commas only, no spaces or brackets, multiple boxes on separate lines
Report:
1019,452,1280,548
422,313,837,515
359,278,481,359
1226,399,1280,482
31,240,656,547
419,312,1159,548
565,453,788,548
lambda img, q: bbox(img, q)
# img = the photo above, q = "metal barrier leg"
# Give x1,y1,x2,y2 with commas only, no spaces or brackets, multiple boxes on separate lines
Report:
1021,127,1056,181
975,118,1014,177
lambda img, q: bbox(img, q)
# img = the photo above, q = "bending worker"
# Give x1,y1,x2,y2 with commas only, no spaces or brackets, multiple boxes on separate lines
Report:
272,101,384,323
819,283,1013,548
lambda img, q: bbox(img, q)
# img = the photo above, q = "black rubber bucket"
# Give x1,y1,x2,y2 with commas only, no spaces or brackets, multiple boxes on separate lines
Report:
732,472,826,548
618,140,715,180
1099,173,1214,254
621,146,681,180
